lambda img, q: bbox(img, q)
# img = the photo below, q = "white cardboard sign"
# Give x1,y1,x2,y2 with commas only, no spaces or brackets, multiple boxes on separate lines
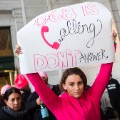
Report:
17,2,114,74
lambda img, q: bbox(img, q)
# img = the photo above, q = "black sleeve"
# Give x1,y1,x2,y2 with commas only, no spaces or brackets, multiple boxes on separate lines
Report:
52,85,61,96
27,91,39,102
26,99,38,110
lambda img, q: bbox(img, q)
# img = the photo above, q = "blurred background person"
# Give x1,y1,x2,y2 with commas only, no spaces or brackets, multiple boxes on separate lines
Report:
0,87,41,120
107,74,120,119
27,71,61,120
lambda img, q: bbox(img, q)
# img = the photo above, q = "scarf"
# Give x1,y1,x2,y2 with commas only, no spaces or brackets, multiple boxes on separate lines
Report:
2,104,28,118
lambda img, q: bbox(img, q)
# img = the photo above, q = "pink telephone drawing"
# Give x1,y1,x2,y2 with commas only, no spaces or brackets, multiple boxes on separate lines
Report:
41,26,60,50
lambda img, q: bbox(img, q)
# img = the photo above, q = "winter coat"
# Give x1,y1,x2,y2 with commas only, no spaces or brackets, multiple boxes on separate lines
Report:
107,78,120,99
27,84,61,120
0,100,38,120
20,89,30,102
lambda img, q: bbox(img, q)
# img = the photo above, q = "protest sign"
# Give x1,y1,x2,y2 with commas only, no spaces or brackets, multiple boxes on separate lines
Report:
17,2,114,74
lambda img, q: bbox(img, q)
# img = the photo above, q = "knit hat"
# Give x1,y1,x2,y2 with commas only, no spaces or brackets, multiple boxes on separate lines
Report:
1,85,11,95
14,74,28,89
38,71,48,79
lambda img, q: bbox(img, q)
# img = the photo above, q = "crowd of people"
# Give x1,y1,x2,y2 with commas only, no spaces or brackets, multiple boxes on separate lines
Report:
0,84,41,120
0,72,61,120
0,32,119,120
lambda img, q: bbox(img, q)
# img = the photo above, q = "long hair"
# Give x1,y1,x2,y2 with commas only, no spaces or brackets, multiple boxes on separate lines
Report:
60,67,87,91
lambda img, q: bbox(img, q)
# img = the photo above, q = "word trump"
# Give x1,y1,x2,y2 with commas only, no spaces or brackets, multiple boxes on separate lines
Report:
34,49,108,71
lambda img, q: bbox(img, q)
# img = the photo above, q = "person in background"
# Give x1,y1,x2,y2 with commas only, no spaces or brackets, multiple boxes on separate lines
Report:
14,74,31,102
0,87,41,120
15,32,117,120
107,74,120,119
27,71,61,120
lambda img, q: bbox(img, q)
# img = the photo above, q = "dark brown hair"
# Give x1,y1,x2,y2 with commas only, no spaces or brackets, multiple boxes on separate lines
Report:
60,67,87,91
0,87,21,107
3,87,21,100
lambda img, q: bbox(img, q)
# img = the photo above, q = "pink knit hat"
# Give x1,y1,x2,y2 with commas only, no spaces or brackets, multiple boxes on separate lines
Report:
1,85,12,95
14,74,28,89
38,71,48,79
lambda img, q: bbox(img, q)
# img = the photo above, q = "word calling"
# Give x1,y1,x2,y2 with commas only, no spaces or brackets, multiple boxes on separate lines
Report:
40,19,102,50
58,19,102,48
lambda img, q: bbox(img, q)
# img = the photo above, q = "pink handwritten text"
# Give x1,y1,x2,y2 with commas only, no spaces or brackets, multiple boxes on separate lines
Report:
34,8,76,27
81,3,99,16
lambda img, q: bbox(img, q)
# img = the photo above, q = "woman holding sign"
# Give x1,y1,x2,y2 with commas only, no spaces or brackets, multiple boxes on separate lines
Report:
15,32,117,120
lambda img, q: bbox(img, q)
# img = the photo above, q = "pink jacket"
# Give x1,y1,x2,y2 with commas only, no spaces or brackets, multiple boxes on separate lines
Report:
27,63,112,120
